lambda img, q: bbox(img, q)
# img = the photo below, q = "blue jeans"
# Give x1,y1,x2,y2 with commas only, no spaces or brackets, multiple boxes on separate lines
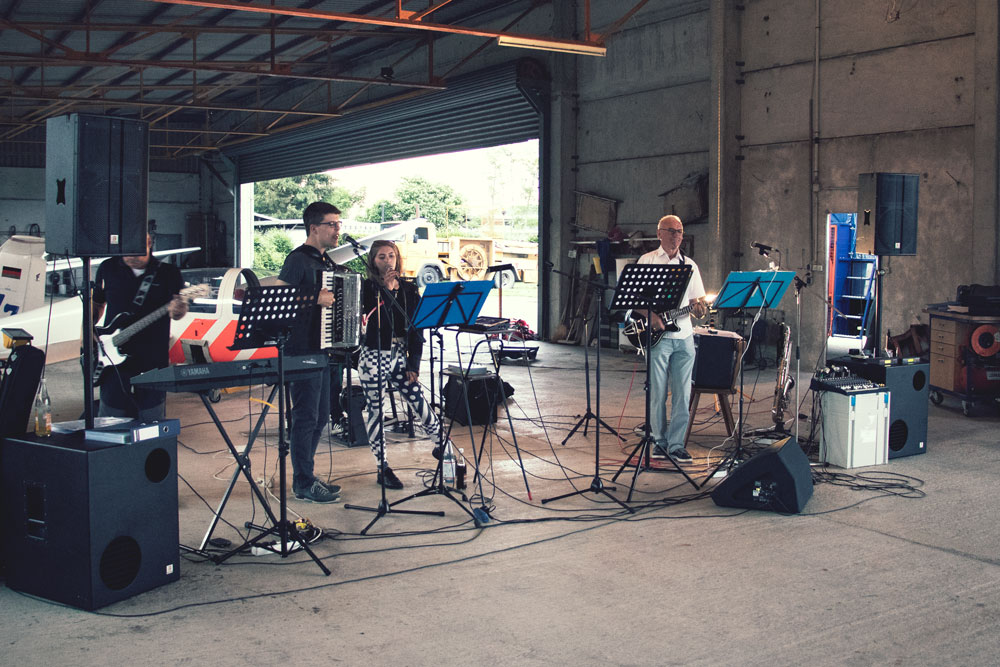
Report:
648,335,695,451
288,364,331,492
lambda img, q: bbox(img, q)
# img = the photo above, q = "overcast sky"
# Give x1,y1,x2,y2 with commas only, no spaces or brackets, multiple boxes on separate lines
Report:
326,139,537,218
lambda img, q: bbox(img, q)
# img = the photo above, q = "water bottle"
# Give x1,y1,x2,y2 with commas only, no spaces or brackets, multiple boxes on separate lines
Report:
442,442,456,487
456,448,467,490
33,377,52,437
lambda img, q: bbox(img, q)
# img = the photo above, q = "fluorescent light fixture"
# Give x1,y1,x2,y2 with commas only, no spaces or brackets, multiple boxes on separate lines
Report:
496,35,606,57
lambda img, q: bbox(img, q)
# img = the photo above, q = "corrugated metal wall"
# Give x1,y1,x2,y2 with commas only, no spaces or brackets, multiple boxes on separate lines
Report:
224,60,546,184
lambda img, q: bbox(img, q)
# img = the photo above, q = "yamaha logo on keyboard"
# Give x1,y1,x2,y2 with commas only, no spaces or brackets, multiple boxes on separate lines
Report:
180,366,212,377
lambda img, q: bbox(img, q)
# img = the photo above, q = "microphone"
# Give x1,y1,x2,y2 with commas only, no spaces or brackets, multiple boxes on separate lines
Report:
751,242,772,256
342,234,369,251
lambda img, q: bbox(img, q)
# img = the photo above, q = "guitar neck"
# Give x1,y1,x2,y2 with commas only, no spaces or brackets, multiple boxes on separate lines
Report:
110,303,169,348
661,303,695,321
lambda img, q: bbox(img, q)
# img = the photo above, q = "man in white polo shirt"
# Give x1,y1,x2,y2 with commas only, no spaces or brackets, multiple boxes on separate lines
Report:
635,214,708,462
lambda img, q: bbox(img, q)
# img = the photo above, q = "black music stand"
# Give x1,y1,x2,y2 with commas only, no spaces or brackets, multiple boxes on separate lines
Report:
389,280,495,525
226,283,330,574
541,271,631,511
609,263,700,500
700,270,794,486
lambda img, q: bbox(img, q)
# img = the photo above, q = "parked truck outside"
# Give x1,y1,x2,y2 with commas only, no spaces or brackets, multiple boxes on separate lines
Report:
379,219,537,288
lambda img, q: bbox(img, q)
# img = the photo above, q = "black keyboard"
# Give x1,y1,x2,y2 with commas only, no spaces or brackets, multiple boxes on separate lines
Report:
455,316,510,333
131,354,328,393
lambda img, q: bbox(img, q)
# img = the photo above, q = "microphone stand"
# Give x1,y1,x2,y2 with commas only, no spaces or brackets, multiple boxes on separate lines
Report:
542,270,631,511
343,252,440,534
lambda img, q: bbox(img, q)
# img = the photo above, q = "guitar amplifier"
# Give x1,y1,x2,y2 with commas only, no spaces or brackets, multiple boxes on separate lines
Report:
692,328,742,390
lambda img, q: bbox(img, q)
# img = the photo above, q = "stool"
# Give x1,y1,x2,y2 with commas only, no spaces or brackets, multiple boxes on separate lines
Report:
684,387,735,447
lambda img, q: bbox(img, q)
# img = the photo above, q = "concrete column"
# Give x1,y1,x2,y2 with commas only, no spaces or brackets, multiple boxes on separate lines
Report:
974,0,999,283
710,0,743,283
543,3,580,339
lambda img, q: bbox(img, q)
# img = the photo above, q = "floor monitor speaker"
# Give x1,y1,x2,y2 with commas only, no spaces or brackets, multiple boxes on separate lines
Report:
711,436,813,513
1,430,179,610
45,114,149,257
841,358,928,458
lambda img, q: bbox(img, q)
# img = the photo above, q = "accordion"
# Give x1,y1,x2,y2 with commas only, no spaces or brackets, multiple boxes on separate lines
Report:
320,271,361,349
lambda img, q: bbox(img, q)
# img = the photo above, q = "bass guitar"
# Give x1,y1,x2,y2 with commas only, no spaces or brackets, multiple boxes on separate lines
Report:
622,298,711,354
93,284,209,386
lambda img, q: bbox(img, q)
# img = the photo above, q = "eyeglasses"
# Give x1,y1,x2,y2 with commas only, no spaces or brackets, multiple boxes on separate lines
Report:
315,222,340,227
658,228,683,236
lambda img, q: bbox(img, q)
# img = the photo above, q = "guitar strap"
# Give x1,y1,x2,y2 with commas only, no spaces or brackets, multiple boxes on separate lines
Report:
131,261,161,310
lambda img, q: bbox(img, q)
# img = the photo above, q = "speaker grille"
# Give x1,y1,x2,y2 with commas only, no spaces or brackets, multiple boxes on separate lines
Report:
100,536,142,591
912,370,926,391
145,447,171,483
888,419,909,452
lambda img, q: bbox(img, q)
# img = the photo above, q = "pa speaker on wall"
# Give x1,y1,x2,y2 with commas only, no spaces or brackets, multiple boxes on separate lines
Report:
45,114,149,257
856,172,919,256
1,430,179,610
711,436,813,513
841,357,928,458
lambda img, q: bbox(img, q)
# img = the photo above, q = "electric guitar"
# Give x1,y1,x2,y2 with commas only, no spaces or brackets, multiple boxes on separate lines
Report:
622,298,712,354
92,284,209,386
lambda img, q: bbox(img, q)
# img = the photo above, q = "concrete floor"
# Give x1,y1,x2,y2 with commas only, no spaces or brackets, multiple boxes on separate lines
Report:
3,339,1000,666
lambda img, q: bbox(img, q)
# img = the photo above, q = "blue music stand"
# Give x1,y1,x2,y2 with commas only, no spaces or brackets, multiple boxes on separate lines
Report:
411,280,493,330
389,278,496,527
715,270,795,310
701,269,795,488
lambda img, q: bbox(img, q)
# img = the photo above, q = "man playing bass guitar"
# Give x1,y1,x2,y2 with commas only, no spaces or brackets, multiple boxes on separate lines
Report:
92,232,188,422
634,215,708,463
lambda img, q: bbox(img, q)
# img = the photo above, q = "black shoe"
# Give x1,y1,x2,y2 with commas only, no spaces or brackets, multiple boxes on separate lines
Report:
652,445,671,458
293,480,340,504
668,447,694,464
316,479,342,496
377,466,404,490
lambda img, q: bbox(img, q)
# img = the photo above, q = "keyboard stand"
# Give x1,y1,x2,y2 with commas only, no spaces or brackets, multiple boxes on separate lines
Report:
191,384,283,558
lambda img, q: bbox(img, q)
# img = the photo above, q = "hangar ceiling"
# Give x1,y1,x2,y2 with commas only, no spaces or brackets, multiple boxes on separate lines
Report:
0,0,649,163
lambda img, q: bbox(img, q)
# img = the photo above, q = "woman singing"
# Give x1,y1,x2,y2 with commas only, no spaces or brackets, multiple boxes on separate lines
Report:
358,240,451,489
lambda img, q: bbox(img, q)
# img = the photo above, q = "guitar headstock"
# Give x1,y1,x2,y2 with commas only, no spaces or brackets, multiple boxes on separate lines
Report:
181,284,212,300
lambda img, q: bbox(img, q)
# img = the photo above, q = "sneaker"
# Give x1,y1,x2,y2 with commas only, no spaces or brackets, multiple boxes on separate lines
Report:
316,479,342,496
668,447,694,464
294,480,340,504
377,465,404,490
652,445,671,458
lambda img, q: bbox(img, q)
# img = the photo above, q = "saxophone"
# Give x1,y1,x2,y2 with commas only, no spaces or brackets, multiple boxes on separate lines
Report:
771,322,794,426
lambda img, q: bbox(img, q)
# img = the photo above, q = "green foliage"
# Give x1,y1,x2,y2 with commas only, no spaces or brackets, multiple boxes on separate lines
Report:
343,256,368,275
254,173,366,219
253,229,295,273
360,176,465,230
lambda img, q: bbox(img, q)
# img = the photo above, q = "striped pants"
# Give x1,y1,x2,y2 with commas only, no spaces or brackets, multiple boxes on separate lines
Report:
357,342,445,467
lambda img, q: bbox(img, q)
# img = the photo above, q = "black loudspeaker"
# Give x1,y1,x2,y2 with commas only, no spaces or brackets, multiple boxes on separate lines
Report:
841,358,928,458
339,386,369,447
0,344,44,438
444,376,508,426
692,331,740,389
856,172,919,256
45,114,149,257
1,431,180,610
711,436,813,513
